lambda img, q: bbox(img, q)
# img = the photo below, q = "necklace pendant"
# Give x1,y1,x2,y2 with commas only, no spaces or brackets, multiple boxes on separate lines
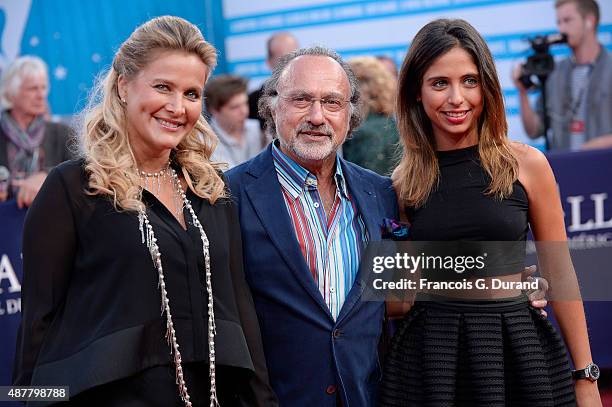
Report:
138,212,145,243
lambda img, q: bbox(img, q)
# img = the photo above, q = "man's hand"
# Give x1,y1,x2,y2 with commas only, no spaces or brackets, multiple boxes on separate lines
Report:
0,166,9,202
12,172,47,209
511,64,543,137
522,264,549,316
511,63,528,94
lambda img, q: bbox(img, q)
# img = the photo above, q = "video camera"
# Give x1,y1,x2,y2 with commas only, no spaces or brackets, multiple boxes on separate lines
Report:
517,33,568,89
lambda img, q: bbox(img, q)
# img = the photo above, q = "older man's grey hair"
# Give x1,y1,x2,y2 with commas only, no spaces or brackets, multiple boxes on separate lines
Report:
0,56,48,109
258,45,364,138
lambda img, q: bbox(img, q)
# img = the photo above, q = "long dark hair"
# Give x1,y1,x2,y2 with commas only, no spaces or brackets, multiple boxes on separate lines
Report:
393,18,518,208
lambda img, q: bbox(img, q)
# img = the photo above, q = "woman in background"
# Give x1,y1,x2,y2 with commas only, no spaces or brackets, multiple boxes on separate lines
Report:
14,16,276,406
343,56,399,175
380,19,601,406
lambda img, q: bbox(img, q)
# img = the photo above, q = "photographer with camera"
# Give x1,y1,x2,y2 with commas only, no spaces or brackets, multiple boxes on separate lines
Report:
512,0,612,151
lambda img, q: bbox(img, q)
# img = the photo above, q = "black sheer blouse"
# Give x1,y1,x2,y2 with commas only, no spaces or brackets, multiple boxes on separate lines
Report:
13,159,276,406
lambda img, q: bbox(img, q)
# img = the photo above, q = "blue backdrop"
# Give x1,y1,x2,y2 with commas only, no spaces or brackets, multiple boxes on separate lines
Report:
2,0,611,148
0,0,224,116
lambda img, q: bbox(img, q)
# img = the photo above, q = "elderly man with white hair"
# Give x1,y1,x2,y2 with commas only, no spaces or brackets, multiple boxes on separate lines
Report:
0,56,72,207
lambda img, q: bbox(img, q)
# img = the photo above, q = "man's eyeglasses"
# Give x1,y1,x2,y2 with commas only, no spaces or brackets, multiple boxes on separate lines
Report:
278,94,350,113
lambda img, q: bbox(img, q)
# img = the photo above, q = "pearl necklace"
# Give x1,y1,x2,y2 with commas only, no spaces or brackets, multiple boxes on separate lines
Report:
138,167,219,407
139,166,183,218
139,165,169,196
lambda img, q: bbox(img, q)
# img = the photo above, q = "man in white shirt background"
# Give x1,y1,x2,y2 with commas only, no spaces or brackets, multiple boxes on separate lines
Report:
206,75,264,168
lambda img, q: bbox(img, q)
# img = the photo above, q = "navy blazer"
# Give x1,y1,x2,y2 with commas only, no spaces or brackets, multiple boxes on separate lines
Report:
226,145,398,407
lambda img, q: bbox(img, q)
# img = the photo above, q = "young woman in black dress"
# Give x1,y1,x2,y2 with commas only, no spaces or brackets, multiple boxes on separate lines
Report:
380,19,601,406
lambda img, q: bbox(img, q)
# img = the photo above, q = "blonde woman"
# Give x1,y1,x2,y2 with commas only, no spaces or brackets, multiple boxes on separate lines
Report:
13,16,276,406
380,19,601,406
343,56,399,175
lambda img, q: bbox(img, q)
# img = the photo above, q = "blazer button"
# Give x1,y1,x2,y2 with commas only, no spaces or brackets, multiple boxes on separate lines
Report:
326,384,337,394
333,329,341,338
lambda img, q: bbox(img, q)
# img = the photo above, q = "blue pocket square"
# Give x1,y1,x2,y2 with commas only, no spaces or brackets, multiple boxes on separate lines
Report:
381,218,411,240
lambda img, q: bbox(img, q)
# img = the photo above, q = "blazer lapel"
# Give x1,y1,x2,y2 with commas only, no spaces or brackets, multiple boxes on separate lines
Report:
337,160,384,323
244,148,333,319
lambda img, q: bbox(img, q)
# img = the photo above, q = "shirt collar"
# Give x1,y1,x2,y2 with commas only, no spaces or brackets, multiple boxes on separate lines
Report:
271,140,349,200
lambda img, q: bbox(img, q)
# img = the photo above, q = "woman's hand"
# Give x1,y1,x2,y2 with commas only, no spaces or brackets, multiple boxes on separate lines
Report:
13,171,47,208
575,380,602,407
522,264,549,316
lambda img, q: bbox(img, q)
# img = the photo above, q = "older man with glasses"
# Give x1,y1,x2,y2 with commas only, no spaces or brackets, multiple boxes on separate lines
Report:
226,46,398,406
0,56,73,207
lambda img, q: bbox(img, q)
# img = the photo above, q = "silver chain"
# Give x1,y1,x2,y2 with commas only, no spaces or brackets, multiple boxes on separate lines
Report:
138,168,219,407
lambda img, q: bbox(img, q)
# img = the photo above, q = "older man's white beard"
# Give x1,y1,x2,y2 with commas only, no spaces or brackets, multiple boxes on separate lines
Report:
282,123,341,163
289,137,336,162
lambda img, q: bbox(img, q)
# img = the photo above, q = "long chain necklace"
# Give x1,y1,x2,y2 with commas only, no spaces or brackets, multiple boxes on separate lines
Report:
137,167,219,407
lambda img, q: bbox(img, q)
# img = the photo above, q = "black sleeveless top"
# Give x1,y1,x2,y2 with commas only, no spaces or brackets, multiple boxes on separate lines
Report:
405,145,529,278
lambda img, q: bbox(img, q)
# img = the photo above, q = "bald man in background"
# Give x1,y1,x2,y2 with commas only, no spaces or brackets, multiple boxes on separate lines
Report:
248,32,299,133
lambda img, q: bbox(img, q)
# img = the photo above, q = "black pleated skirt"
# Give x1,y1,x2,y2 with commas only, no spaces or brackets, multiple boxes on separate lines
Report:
379,295,576,406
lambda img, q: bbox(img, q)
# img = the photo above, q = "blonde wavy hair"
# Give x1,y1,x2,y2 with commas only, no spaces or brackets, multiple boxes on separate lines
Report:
80,15,226,212
349,56,396,117
393,19,518,209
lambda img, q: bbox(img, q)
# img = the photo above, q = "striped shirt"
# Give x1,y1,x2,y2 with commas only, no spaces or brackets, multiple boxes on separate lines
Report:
272,142,369,320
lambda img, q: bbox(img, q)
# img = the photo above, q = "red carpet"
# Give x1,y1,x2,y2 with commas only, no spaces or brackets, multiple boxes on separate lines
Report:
601,374,612,406
603,389,612,406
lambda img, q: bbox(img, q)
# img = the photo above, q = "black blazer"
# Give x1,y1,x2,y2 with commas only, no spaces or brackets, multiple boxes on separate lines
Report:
13,159,277,406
